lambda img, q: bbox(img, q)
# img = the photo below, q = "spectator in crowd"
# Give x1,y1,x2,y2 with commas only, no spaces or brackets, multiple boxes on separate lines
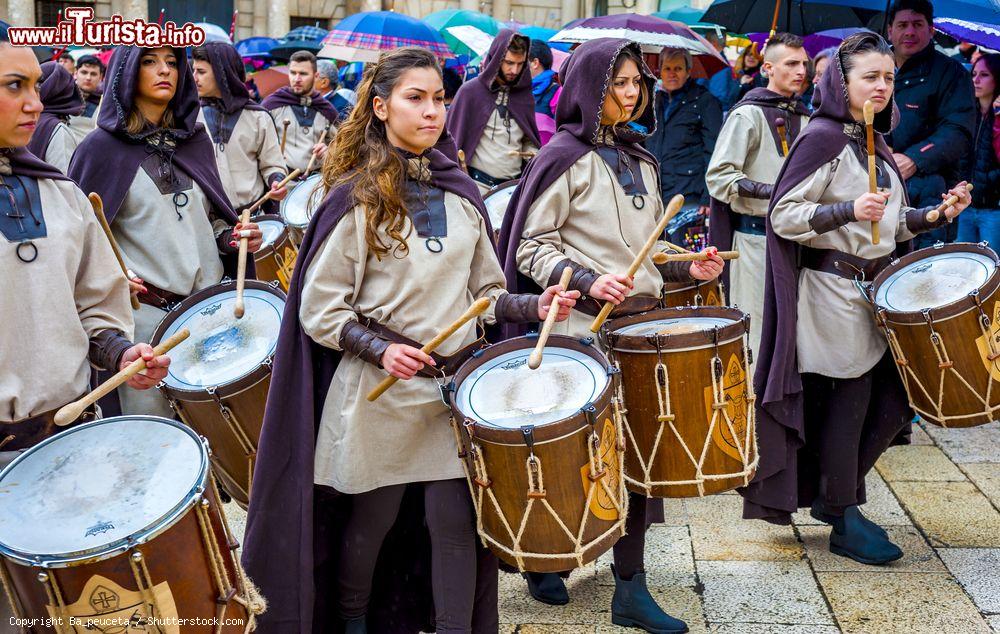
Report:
647,47,722,218
57,51,75,75
528,38,558,118
699,29,740,112
68,54,104,142
957,53,1000,247
801,47,836,109
317,58,355,118
443,66,463,108
736,43,765,97
953,42,978,66
886,0,976,247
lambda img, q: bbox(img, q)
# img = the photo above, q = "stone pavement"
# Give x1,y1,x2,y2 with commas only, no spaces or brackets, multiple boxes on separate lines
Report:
222,420,1000,634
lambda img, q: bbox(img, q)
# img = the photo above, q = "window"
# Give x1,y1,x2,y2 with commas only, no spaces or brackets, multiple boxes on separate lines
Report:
290,16,332,30
35,0,92,27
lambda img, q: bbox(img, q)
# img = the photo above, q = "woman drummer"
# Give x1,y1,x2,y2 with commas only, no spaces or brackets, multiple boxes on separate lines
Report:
68,46,262,418
0,27,169,469
746,32,971,564
499,38,724,634
241,47,579,633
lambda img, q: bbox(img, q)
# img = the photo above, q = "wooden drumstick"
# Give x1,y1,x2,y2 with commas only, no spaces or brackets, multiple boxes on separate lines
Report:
304,125,332,176
528,266,573,370
589,194,685,333
863,100,880,246
653,250,740,264
662,240,691,254
926,183,973,223
89,193,140,311
457,149,468,173
54,328,190,426
280,118,291,155
366,298,492,402
775,116,790,157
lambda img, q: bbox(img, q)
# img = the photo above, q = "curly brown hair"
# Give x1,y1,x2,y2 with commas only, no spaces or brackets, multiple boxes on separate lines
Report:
322,47,442,259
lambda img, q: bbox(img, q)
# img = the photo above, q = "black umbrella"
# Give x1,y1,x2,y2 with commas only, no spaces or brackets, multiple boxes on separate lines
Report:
702,0,884,35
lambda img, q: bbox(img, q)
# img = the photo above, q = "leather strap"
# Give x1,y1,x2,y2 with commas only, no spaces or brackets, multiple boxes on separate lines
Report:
574,295,660,318
735,214,767,235
136,282,187,311
467,166,506,189
0,399,97,452
362,319,486,377
799,246,894,281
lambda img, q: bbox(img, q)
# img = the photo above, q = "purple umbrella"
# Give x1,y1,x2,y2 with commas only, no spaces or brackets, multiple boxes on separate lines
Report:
748,27,870,56
935,17,1000,51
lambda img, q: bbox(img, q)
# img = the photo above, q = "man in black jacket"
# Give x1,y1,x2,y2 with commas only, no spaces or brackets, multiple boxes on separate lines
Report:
887,0,976,246
647,47,723,218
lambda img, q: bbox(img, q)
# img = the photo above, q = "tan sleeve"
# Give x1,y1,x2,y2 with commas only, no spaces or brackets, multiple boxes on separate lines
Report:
44,124,76,174
770,161,837,244
706,108,760,204
256,111,287,183
462,199,508,325
299,208,365,350
515,171,573,289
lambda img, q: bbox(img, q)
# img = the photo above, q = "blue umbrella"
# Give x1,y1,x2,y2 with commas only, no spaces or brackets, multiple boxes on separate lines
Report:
286,25,330,42
935,17,1000,49
516,25,573,51
703,0,884,34
236,36,279,58
929,0,1000,23
269,25,328,61
326,11,453,58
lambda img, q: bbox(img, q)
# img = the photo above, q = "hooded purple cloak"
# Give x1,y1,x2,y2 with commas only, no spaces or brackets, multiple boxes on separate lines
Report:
1,147,72,182
199,41,263,115
740,46,913,524
708,88,811,287
261,86,340,127
446,29,540,163
26,61,84,160
241,147,494,633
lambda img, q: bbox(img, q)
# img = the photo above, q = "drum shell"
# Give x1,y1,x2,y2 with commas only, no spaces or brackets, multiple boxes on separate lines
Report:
662,278,725,308
607,307,757,498
252,214,298,292
1,486,250,631
482,180,518,240
871,244,1000,428
450,336,625,573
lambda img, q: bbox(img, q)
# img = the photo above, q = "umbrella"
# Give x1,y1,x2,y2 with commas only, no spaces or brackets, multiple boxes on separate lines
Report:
515,25,573,51
236,36,279,59
654,7,707,25
318,44,382,63
326,11,454,58
425,9,501,57
250,66,288,98
747,27,869,54
935,17,1000,49
194,22,232,44
702,0,884,35
551,14,728,74
269,25,328,61
931,0,1000,24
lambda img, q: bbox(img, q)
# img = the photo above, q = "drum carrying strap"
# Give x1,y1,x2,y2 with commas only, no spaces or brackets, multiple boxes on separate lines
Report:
799,247,895,282
362,319,487,377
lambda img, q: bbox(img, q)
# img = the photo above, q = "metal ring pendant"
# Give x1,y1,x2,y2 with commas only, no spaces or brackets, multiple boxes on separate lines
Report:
16,241,37,263
173,192,189,208
632,195,645,210
425,237,444,253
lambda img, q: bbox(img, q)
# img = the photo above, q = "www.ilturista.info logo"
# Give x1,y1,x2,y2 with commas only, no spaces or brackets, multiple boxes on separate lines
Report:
7,7,206,48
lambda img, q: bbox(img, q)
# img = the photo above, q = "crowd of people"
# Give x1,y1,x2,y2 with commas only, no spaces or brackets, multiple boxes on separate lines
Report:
0,0,993,631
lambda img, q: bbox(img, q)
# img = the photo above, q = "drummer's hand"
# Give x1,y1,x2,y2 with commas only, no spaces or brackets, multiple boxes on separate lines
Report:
854,192,887,222
127,273,147,298
231,222,264,253
268,179,289,202
589,274,633,305
381,343,435,380
120,343,171,390
538,285,581,321
942,181,972,219
312,142,328,158
690,248,724,281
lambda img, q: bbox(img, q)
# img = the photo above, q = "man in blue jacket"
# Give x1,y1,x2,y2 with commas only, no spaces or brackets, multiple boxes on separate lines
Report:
528,39,559,118
887,0,976,247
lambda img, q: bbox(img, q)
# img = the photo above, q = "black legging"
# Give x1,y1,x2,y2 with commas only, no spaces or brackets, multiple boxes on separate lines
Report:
336,478,497,633
612,491,648,580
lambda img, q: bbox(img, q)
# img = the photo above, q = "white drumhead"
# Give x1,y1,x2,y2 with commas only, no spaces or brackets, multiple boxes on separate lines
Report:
280,174,324,229
613,316,736,337
0,416,206,563
875,251,996,312
161,287,284,389
455,346,608,428
483,185,516,231
259,219,285,248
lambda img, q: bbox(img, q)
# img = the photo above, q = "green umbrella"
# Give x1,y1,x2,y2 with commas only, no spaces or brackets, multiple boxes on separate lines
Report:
424,9,501,57
653,6,708,25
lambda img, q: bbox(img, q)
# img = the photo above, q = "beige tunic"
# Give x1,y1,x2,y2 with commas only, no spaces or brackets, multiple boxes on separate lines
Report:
267,105,335,174
43,123,79,174
515,150,667,343
469,91,538,195
200,108,286,209
771,142,917,378
112,170,228,417
66,111,97,146
1,178,133,422
301,185,507,494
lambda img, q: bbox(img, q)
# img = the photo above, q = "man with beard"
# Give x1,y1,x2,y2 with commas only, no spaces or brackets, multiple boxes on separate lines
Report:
706,32,811,358
67,54,104,142
262,50,339,175
446,30,540,194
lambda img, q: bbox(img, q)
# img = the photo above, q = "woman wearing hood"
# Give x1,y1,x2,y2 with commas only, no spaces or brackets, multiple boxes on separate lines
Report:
25,60,84,173
68,46,263,419
746,32,971,564
498,38,724,634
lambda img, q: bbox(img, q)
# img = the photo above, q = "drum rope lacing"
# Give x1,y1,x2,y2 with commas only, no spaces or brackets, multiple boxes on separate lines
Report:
0,562,24,621
877,286,1000,427
612,320,759,496
451,397,628,571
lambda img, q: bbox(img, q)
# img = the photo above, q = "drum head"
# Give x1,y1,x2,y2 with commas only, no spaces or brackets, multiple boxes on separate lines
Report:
258,218,286,249
280,174,324,229
875,251,997,312
161,286,284,390
612,316,736,337
0,416,206,565
454,345,608,429
483,181,517,231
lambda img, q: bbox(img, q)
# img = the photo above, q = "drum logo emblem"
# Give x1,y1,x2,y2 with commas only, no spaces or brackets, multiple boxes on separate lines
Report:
46,574,180,632
579,418,621,522
975,301,1000,381
703,354,749,462
199,302,222,317
277,246,298,289
85,520,115,537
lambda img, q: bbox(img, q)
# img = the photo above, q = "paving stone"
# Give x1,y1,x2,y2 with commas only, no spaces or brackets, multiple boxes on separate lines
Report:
698,561,833,625
799,525,945,573
792,471,910,527
923,421,1000,463
909,422,934,445
498,568,613,625
817,572,992,634
223,500,248,545
891,481,1000,547
988,615,1000,633
876,445,967,482
962,463,1000,508
519,625,597,633
595,525,695,587
709,626,841,634
937,548,1000,613
686,495,802,561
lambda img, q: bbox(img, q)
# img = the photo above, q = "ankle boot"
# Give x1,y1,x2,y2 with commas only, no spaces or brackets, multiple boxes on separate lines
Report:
523,572,569,605
340,616,366,634
829,508,903,565
811,500,887,538
611,564,688,633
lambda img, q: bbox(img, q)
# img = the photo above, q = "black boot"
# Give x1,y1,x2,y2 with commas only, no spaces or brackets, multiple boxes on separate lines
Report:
523,572,569,605
810,501,887,538
611,565,688,633
340,616,366,634
829,509,903,565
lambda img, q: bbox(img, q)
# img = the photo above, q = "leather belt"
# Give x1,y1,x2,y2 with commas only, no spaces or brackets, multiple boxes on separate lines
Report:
574,295,660,319
468,167,507,189
735,214,767,236
362,319,487,377
0,399,97,453
799,247,895,281
136,282,188,311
